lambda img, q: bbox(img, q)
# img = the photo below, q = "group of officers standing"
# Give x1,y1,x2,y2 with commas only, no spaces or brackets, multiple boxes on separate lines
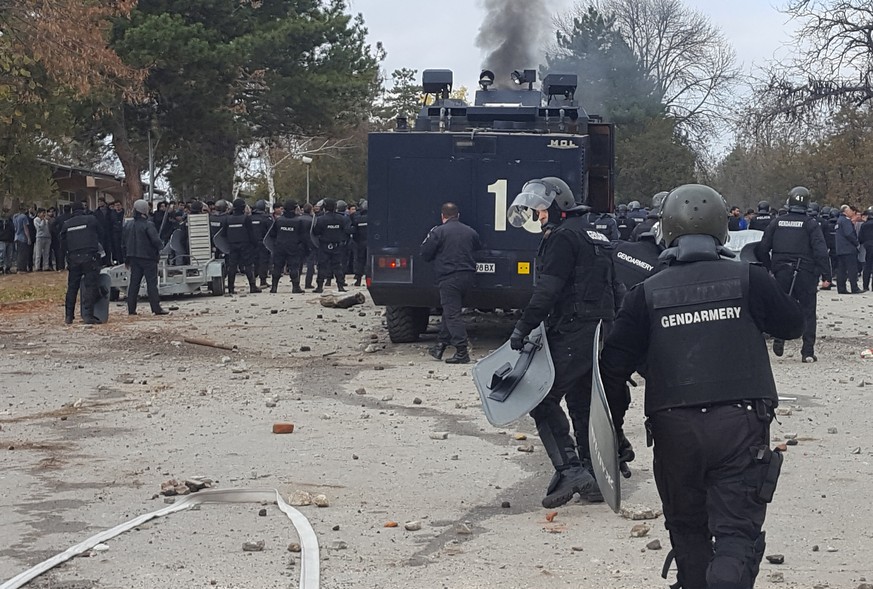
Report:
422,178,850,588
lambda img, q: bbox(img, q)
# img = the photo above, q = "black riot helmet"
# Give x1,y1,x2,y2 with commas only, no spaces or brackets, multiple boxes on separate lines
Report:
757,200,770,213
656,184,729,247
820,206,831,217
808,201,820,213
322,198,337,212
617,203,628,215
787,186,810,210
336,199,348,213
829,208,839,219
507,176,582,227
232,198,246,213
254,199,267,212
214,199,228,212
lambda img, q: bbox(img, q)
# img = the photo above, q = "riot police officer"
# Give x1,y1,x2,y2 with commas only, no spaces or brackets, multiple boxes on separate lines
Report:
123,200,168,316
581,210,619,240
600,184,804,589
268,200,310,293
615,204,633,241
250,199,272,287
351,199,369,286
748,200,773,231
627,200,646,229
630,191,668,241
755,186,831,362
222,198,261,294
311,198,351,292
506,177,618,508
209,199,228,257
60,201,103,324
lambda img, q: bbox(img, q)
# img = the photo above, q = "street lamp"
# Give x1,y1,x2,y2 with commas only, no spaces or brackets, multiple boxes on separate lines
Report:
301,155,313,205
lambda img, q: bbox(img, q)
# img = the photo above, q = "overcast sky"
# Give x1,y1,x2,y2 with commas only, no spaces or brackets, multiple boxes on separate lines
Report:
347,0,799,92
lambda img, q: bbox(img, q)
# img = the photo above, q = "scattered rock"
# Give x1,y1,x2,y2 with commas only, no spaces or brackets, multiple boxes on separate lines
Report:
258,508,267,517
265,400,277,408
329,540,348,550
355,387,367,395
786,439,798,446
856,583,873,589
272,423,295,434
784,433,798,440
455,523,473,535
413,397,423,405
288,490,312,506
571,546,584,552
646,539,662,550
404,521,422,531
826,546,838,552
501,501,511,509
332,524,340,531
812,545,819,552
184,477,213,492
851,447,862,455
242,540,265,552
381,394,394,401
93,543,109,552
766,554,785,564
313,494,329,507
430,432,449,440
827,427,838,434
299,345,311,352
768,571,784,583
363,344,379,353
630,523,651,537
384,521,398,528
517,444,535,453
775,407,792,416
287,543,301,553
513,433,528,441
620,505,663,520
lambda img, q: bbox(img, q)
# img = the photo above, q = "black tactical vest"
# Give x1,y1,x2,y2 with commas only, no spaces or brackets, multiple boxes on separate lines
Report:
317,212,348,244
209,213,224,238
769,211,815,267
63,214,100,254
225,213,250,244
616,216,632,241
642,260,776,414
612,239,661,289
250,211,271,241
275,215,307,250
748,213,772,231
547,220,616,325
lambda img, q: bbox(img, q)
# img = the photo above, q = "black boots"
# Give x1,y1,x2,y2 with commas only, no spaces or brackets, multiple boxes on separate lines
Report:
249,285,262,293
312,281,324,293
429,342,448,360
444,345,470,364
536,418,596,508
542,466,597,509
291,283,304,294
772,339,784,357
354,277,362,287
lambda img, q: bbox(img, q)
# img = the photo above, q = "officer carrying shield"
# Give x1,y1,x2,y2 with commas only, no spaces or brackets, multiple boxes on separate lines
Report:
506,177,619,508
630,191,668,242
60,201,103,324
250,199,272,287
351,199,369,286
755,186,831,362
311,198,352,292
222,198,261,294
600,184,804,589
268,199,310,293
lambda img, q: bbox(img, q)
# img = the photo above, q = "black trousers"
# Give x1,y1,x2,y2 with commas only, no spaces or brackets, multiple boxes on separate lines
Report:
127,257,161,313
773,265,817,357
650,404,770,589
226,244,256,292
836,252,860,292
436,272,474,347
272,249,302,286
863,245,873,290
255,244,271,283
303,251,316,286
353,241,367,279
65,253,100,319
530,320,601,470
317,244,346,285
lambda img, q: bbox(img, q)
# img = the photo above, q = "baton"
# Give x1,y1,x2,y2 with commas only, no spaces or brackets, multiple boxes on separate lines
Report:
788,257,801,296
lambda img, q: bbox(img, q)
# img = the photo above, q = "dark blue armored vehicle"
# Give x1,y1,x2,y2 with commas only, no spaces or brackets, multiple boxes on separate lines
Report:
367,68,615,342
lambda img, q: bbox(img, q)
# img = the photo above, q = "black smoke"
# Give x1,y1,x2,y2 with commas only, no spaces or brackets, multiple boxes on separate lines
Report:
475,0,551,89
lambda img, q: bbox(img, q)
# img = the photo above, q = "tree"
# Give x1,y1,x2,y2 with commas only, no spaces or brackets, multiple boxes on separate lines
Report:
377,68,423,123
753,1,873,125
558,0,738,140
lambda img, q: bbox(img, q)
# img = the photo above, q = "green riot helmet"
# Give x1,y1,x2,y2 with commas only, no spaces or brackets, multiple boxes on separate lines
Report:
336,199,348,213
656,184,729,247
651,191,669,213
787,186,810,209
507,176,577,227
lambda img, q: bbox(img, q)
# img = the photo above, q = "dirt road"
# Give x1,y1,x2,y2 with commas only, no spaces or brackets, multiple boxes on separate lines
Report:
1,280,872,588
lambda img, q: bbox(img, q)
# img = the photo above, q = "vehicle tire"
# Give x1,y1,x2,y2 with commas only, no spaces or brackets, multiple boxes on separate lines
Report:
413,307,430,334
386,306,422,343
109,287,120,302
211,276,225,296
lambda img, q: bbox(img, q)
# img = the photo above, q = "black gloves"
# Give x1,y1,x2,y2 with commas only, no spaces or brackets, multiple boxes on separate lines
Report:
509,327,527,351
617,430,635,478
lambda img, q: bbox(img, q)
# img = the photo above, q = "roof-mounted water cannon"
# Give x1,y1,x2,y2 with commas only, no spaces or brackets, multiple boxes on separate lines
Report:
511,69,536,91
422,69,453,100
542,73,577,105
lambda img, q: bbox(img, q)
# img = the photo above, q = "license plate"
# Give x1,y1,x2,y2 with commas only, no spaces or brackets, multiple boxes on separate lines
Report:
476,262,495,273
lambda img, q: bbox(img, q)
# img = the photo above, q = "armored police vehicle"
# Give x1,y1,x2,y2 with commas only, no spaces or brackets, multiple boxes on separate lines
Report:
367,68,615,342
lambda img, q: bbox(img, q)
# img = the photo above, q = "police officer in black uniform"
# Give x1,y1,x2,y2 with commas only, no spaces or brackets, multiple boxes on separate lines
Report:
209,199,228,257
124,200,168,316
755,186,831,362
60,201,103,324
748,201,773,231
581,210,619,240
250,199,272,287
420,202,481,364
268,199,310,294
627,200,647,230
600,184,804,589
351,199,369,286
859,207,873,291
630,191,668,241
615,204,633,241
222,198,261,294
311,198,351,292
505,177,618,508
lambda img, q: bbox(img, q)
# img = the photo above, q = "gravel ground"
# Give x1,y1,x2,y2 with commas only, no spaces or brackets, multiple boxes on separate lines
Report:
1,281,872,589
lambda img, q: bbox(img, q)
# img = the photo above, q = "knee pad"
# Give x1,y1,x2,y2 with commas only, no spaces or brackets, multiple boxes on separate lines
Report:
707,535,758,589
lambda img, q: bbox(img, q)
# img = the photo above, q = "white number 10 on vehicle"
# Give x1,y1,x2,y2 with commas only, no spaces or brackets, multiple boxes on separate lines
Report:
488,179,542,234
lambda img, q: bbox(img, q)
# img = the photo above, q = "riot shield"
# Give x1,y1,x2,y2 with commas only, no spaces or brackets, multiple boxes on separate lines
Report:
472,322,555,427
213,227,231,255
82,272,112,324
589,320,621,513
263,222,276,254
